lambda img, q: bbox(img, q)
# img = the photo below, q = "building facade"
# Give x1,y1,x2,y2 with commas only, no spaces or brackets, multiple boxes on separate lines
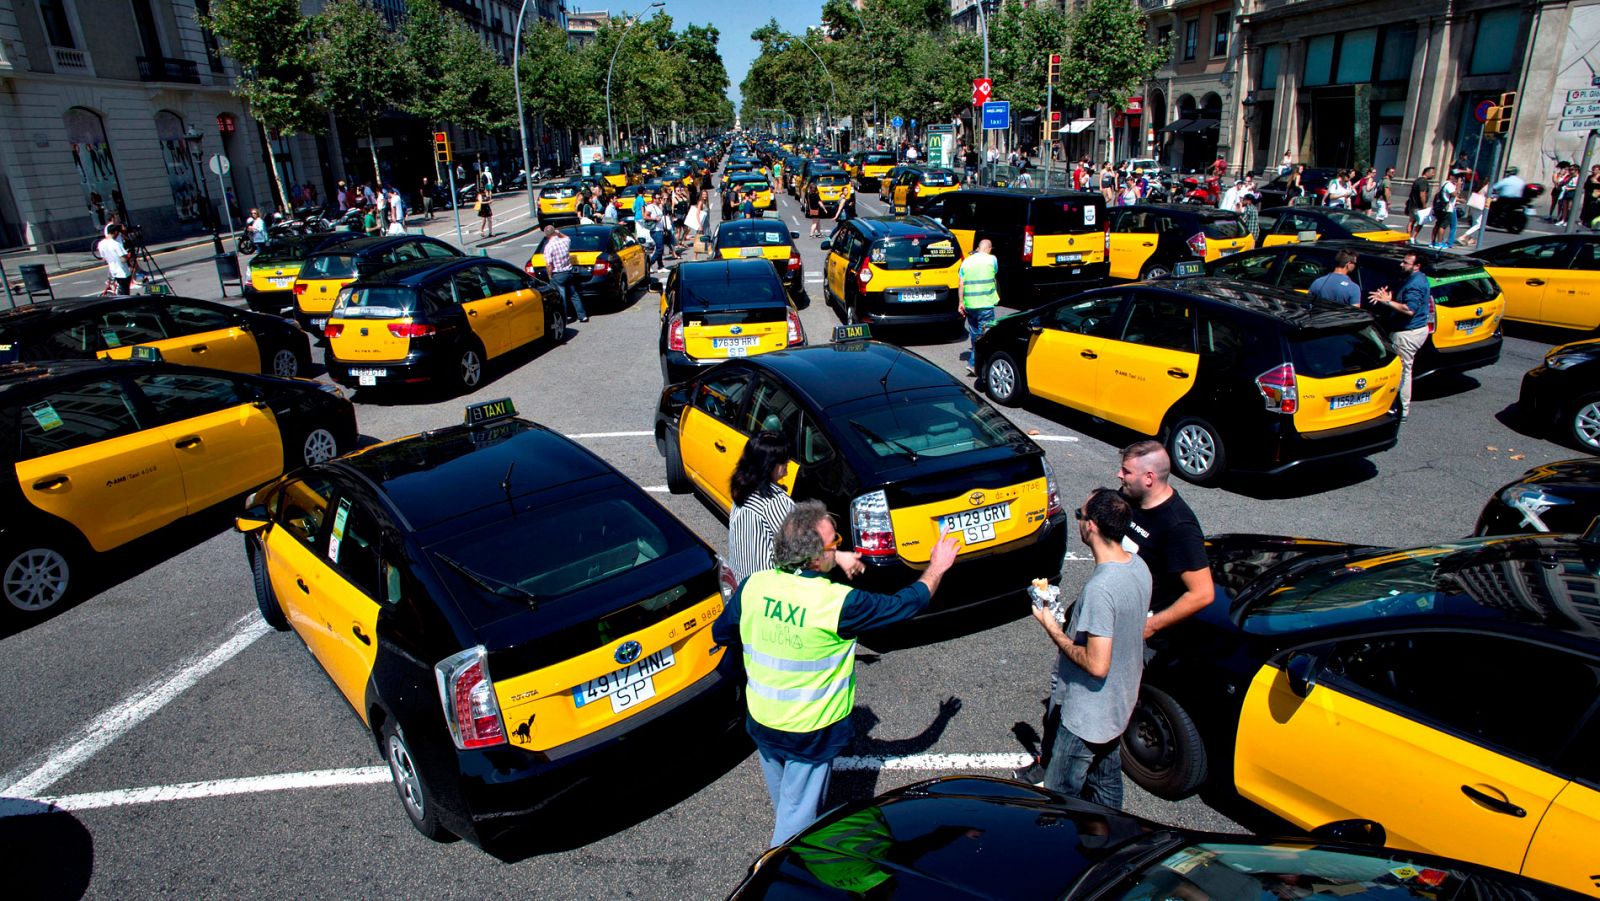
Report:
0,0,275,247
1143,0,1239,170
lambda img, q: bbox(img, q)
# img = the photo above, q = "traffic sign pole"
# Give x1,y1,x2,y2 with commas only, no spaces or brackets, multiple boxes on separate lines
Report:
210,155,235,242
1569,129,1598,235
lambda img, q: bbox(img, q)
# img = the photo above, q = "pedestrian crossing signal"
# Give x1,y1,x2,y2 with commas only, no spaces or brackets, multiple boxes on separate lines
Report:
434,131,452,163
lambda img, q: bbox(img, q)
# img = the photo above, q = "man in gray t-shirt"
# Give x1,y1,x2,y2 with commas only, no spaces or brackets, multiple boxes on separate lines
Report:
1032,488,1152,809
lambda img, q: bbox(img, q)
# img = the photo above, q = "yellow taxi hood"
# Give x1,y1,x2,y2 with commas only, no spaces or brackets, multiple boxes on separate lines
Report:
1354,230,1411,243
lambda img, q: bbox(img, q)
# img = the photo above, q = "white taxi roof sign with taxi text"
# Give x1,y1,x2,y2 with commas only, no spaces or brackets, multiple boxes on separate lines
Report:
465,397,517,426
833,323,873,343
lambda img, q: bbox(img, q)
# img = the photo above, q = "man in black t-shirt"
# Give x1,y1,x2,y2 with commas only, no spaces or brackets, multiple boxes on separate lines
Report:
1116,440,1214,639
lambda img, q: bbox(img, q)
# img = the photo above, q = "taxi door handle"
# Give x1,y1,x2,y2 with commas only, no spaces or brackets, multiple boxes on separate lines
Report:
1525,279,1545,286
1141,242,1154,247
174,435,202,449
467,309,478,316
1080,350,1098,359
32,475,69,490
295,578,310,594
352,624,372,646
504,300,513,306
714,441,727,453
1460,785,1526,817
191,345,208,353
1167,368,1191,379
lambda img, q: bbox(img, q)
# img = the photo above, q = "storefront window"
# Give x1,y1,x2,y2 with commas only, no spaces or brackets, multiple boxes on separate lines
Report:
154,111,201,222
64,108,121,226
1468,7,1520,75
1377,26,1416,83
1260,44,1281,86
1303,34,1335,86
1335,29,1376,84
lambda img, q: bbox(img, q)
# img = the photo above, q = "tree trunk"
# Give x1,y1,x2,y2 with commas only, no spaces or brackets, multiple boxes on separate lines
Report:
367,127,382,187
256,119,292,214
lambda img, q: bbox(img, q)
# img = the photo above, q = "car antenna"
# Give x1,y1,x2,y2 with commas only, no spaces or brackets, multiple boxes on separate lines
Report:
500,461,516,508
880,346,904,390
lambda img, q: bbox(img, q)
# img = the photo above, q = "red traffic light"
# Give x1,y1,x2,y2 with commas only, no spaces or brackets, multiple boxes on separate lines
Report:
1050,54,1061,65
433,131,448,143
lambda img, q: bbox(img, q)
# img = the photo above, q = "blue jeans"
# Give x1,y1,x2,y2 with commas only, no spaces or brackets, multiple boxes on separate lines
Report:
1446,209,1458,246
757,746,832,847
649,230,666,267
964,306,996,366
1043,724,1124,810
549,269,585,321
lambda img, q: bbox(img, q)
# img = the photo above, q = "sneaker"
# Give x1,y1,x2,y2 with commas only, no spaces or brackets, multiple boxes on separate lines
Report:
1011,761,1046,786
1557,220,1568,227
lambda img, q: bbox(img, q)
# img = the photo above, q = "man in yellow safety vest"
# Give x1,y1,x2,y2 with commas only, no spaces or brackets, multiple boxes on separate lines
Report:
713,500,961,847
959,238,1000,375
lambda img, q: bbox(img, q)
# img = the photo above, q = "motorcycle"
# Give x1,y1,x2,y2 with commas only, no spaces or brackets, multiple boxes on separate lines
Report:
1486,183,1545,235
1179,174,1221,205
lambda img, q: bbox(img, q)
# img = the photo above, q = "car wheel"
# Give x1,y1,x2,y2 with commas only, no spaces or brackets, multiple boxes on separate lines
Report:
665,433,691,494
269,347,300,379
1121,685,1208,798
984,352,1026,407
845,301,860,326
248,539,288,631
298,426,341,467
382,719,451,841
1141,263,1171,281
1167,416,1227,485
1567,394,1600,451
1,533,77,619
548,305,568,345
455,342,485,391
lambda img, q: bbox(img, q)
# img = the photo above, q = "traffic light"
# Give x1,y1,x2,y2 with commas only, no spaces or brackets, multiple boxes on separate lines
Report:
1048,53,1061,86
1050,110,1062,124
434,130,452,164
1483,105,1506,136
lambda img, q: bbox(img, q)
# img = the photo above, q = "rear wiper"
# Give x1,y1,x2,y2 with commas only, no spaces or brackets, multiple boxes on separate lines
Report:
850,420,918,463
436,553,541,608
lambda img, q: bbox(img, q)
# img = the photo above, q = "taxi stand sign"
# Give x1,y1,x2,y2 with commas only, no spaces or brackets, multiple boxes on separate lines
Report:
465,397,517,426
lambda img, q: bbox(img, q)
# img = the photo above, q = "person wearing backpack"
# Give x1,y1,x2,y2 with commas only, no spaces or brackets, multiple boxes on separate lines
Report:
1430,173,1458,249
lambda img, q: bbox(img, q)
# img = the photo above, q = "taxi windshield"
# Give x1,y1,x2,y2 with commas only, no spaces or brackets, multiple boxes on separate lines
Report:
1108,842,1484,899
430,490,686,604
1289,325,1393,377
1030,198,1102,233
816,175,849,187
252,243,311,266
1429,271,1499,306
537,231,611,253
864,153,896,166
335,286,417,319
716,226,789,248
303,253,356,279
871,235,961,271
542,185,579,198
1200,216,1247,239
921,170,957,186
733,179,771,192
842,387,1027,462
592,162,625,176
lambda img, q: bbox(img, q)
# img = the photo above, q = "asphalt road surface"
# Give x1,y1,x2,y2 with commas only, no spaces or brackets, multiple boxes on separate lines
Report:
0,182,1585,900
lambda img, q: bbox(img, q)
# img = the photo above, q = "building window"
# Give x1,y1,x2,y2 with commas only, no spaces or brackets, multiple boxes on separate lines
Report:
1260,43,1281,85
1335,28,1377,84
1183,20,1198,61
1212,12,1230,58
1303,34,1335,86
65,107,122,222
1469,7,1520,75
193,0,225,73
1377,26,1416,83
37,0,75,47
155,111,202,222
1157,24,1172,52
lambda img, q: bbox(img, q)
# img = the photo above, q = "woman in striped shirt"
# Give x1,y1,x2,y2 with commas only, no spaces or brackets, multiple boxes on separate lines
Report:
727,431,863,583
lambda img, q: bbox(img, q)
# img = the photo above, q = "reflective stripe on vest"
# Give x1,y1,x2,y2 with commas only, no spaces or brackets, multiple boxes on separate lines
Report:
960,254,999,309
739,569,857,733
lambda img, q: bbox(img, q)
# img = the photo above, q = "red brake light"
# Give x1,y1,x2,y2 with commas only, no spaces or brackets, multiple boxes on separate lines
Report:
1187,232,1208,256
1256,363,1299,414
322,322,344,338
787,252,801,272
1022,225,1034,264
850,490,896,557
293,282,307,295
388,322,437,338
667,313,685,352
858,261,873,286
787,308,804,345
434,646,506,750
524,261,536,276
592,258,612,276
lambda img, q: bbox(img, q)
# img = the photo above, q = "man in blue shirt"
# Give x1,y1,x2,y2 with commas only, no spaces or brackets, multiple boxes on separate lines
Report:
1367,250,1432,420
1308,249,1362,305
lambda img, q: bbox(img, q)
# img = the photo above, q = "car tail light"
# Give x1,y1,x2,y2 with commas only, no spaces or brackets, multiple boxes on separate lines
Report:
1041,458,1063,518
388,322,437,338
787,252,802,273
524,261,536,276
1256,363,1299,414
1022,225,1034,264
851,489,896,557
592,258,612,277
1187,232,1208,256
858,261,873,286
293,282,307,295
1104,225,1111,256
717,557,739,601
322,323,344,338
667,313,685,352
434,646,506,750
786,308,804,345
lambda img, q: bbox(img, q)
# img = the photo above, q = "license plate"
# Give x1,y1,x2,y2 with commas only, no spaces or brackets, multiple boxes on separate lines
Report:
713,336,760,349
312,318,327,329
1219,247,1239,257
938,501,1011,545
1329,391,1372,409
897,291,937,302
573,647,675,714
1456,317,1483,335
739,247,765,258
270,276,293,288
1055,253,1082,263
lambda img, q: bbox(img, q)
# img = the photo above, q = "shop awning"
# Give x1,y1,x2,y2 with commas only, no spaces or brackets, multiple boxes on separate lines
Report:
1189,118,1220,132
1159,118,1194,133
1057,119,1094,134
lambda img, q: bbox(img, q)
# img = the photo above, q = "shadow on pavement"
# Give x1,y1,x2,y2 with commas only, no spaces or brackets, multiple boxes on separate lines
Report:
829,699,963,805
0,799,94,900
1411,371,1480,402
857,593,1032,654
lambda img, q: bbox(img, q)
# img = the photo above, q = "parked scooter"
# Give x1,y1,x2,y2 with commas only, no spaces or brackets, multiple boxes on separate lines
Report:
1180,173,1221,205
1487,183,1545,235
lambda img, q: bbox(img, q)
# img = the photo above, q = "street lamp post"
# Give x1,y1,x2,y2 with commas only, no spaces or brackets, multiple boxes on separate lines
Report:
606,2,665,158
842,7,878,146
789,34,838,152
512,0,537,216
183,125,227,254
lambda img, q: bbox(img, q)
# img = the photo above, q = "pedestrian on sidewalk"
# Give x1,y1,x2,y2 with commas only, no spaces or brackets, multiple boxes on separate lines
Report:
1238,192,1260,244
97,223,134,295
476,188,494,238
644,192,666,271
246,208,268,247
1582,165,1600,230
421,178,435,220
1430,173,1458,249
1406,167,1435,242
1375,168,1393,221
684,196,705,257
541,225,587,323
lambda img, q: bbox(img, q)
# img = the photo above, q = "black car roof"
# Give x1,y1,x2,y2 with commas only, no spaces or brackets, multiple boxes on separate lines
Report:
1132,203,1242,219
747,341,961,407
0,293,225,327
716,219,792,240
332,418,617,533
1271,239,1488,273
848,215,948,240
304,235,443,259
677,259,787,308
1146,277,1373,329
951,186,1104,201
0,357,277,395
352,256,492,286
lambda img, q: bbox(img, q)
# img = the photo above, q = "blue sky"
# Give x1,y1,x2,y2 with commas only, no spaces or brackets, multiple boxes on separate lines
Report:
567,0,824,107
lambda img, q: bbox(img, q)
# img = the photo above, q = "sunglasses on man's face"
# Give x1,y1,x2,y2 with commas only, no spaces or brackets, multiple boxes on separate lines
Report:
823,533,844,551
1073,509,1087,522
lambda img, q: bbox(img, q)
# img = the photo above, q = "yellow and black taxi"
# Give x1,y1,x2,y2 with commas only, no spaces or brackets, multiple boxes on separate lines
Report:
654,335,1068,614
1475,456,1600,535
590,160,635,192
821,216,965,335
325,257,564,394
721,173,776,218
804,171,854,220
661,162,695,187
236,398,739,845
243,233,366,315
1518,337,1600,452
781,154,807,196
921,188,1110,304
796,159,841,201
0,294,312,379
525,223,649,309
882,166,959,217
854,150,897,190
711,219,804,294
1470,234,1600,332
1210,241,1504,379
1254,206,1410,247
1124,529,1600,895
1107,204,1254,281
293,235,463,336
658,258,803,384
0,352,354,619
975,272,1403,484
534,180,583,227
613,184,644,222
731,775,1592,900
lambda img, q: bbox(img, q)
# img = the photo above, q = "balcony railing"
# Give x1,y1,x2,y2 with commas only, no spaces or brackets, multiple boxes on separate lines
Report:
53,46,89,72
137,55,201,84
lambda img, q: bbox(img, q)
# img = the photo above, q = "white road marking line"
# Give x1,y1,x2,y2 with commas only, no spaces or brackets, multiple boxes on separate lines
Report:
0,753,1036,818
1030,435,1080,442
643,485,670,493
0,614,271,799
567,430,654,439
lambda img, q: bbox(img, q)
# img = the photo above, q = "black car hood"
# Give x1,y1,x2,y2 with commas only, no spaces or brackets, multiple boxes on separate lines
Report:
1503,457,1600,495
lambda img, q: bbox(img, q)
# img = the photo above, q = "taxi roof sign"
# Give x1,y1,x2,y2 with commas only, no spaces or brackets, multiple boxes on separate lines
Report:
465,397,517,426
1171,261,1206,279
833,323,872,343
128,346,164,362
0,344,16,364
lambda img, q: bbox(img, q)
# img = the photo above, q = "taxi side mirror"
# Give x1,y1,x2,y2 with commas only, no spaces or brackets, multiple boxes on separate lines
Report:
819,240,831,251
235,504,271,534
1285,651,1319,698
790,232,799,239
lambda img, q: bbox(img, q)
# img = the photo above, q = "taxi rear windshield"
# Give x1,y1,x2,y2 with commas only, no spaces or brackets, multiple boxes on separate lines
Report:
1289,325,1393,377
842,387,1026,461
1429,271,1499,308
1200,216,1247,239
921,170,957,187
335,286,417,319
1322,209,1390,233
303,254,356,279
251,244,311,266
715,227,789,248
537,232,611,254
732,180,771,192
592,162,626,176
864,153,896,166
871,235,961,270
815,175,849,187
1029,199,1103,233
542,185,580,198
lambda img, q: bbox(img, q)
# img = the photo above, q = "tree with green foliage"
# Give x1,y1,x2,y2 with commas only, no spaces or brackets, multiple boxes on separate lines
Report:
1059,0,1167,110
202,0,323,211
311,0,407,185
518,21,601,136
401,0,515,137
987,1,1073,115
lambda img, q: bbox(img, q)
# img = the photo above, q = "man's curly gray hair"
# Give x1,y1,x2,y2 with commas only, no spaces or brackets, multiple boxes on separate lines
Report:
773,500,831,571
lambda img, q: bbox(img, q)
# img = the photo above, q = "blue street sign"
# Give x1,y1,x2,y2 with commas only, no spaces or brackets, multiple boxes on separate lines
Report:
891,116,903,128
910,118,917,128
981,101,1010,130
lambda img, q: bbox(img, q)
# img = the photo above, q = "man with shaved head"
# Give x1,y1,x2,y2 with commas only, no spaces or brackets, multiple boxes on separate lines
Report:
1116,440,1214,640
